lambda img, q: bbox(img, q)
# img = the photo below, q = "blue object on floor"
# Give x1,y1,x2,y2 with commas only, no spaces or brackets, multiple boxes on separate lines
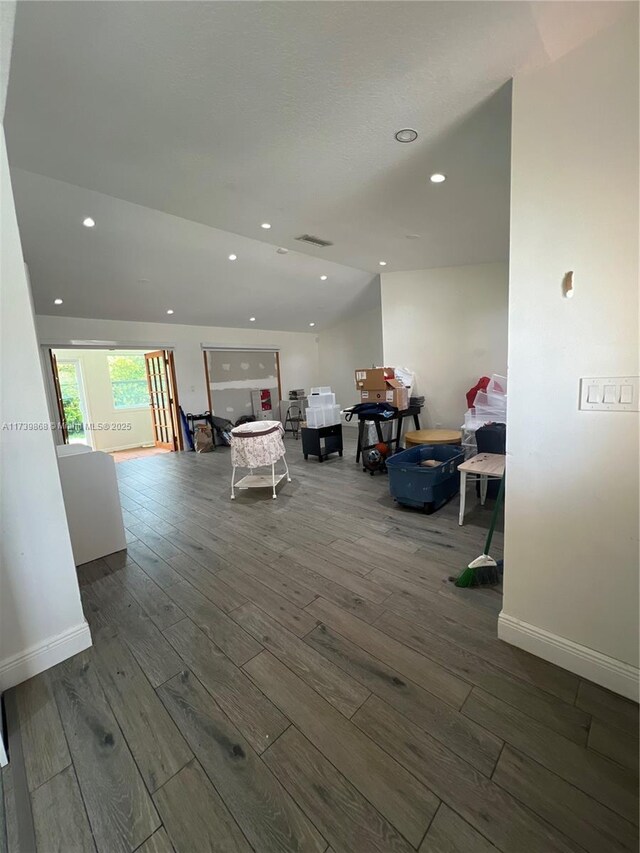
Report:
386,444,465,513
179,406,195,451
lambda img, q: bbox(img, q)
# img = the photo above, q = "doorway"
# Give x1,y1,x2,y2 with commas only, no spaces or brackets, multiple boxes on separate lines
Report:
203,348,282,423
145,350,179,450
55,357,92,447
48,347,182,454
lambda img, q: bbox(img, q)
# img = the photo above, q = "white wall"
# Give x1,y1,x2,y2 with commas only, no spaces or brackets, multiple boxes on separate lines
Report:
0,3,15,121
36,315,320,421
318,300,384,417
380,263,508,428
500,15,639,699
54,348,155,451
0,131,91,691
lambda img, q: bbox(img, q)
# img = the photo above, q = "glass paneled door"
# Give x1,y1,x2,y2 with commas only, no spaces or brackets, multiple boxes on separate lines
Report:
144,350,179,451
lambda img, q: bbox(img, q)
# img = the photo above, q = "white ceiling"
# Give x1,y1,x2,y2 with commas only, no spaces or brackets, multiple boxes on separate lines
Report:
4,1,627,329
11,169,376,331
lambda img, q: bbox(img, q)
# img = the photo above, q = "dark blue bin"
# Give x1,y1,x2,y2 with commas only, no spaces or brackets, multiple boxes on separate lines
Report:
387,444,464,513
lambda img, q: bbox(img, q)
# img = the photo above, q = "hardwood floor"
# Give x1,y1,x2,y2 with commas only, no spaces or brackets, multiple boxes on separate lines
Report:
7,435,639,853
110,447,172,463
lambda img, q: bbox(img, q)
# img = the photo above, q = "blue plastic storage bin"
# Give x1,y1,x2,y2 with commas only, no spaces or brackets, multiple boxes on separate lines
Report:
387,444,465,513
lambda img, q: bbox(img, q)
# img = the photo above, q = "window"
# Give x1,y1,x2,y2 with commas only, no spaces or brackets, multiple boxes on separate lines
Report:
107,354,149,409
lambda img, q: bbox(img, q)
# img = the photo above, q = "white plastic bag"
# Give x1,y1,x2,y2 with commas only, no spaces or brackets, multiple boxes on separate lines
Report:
364,420,393,446
393,366,415,394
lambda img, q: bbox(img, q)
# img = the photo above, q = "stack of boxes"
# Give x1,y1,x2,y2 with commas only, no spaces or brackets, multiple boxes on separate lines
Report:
461,373,507,456
305,387,342,429
354,367,409,410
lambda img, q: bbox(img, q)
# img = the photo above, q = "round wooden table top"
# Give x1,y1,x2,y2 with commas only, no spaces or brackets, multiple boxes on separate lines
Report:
404,428,462,447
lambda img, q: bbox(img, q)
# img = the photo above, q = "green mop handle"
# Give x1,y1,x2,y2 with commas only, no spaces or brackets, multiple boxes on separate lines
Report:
483,472,505,555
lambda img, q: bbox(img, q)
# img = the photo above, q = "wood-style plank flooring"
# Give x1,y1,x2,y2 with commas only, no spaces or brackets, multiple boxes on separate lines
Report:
7,435,639,853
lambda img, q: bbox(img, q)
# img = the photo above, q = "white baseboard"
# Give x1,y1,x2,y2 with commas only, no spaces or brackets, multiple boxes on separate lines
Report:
0,622,93,693
100,441,154,453
498,613,639,702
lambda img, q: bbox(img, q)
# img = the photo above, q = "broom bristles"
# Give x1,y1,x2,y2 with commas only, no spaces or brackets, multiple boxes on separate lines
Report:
451,558,503,588
452,566,476,588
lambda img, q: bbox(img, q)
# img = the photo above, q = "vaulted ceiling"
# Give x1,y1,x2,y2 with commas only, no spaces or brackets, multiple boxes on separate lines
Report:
4,1,626,330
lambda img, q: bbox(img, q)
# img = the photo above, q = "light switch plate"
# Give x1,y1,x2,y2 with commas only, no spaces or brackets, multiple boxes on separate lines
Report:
580,377,640,411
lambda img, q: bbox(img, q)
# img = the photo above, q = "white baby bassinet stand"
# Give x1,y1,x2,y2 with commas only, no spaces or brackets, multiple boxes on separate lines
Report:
229,420,291,500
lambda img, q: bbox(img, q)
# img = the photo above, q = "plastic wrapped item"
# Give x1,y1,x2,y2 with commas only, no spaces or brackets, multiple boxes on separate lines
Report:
463,371,507,457
464,411,493,430
305,408,325,428
305,404,341,428
489,374,507,395
363,420,393,446
308,392,336,407
305,386,341,427
393,366,415,393
486,390,506,407
474,390,506,410
473,389,506,422
461,426,478,459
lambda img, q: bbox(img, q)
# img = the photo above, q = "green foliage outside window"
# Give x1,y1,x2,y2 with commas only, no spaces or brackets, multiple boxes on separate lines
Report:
108,354,150,409
57,361,85,438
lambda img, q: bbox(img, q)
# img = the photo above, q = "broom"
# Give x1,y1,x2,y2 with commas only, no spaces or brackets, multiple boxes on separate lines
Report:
452,473,505,587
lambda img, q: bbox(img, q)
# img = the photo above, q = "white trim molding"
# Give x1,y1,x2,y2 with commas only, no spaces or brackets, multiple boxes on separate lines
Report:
498,613,639,702
100,440,156,453
40,340,177,350
0,622,92,693
201,343,281,352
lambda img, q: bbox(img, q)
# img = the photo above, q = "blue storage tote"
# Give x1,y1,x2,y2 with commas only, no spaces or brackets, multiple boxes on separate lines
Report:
387,444,464,513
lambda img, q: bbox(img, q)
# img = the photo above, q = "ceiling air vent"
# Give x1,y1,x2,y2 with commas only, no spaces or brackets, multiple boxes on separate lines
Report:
295,234,333,248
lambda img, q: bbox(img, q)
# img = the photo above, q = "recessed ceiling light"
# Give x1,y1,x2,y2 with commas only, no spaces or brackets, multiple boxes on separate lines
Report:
54,298,63,305
309,322,315,327
228,254,237,261
249,317,256,322
395,128,418,143
82,217,95,228
320,275,328,281
276,247,289,255
379,261,387,266
261,223,271,230
166,309,174,315
430,173,446,183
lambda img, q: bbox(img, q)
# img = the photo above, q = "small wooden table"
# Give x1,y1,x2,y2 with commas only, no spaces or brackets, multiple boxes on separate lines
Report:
458,452,505,525
405,428,462,448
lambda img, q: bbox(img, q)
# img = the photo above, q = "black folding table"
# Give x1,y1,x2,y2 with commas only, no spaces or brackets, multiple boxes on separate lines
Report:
355,406,422,463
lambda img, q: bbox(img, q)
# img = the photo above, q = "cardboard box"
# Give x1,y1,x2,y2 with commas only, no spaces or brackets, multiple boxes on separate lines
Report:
360,381,409,410
354,367,396,391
